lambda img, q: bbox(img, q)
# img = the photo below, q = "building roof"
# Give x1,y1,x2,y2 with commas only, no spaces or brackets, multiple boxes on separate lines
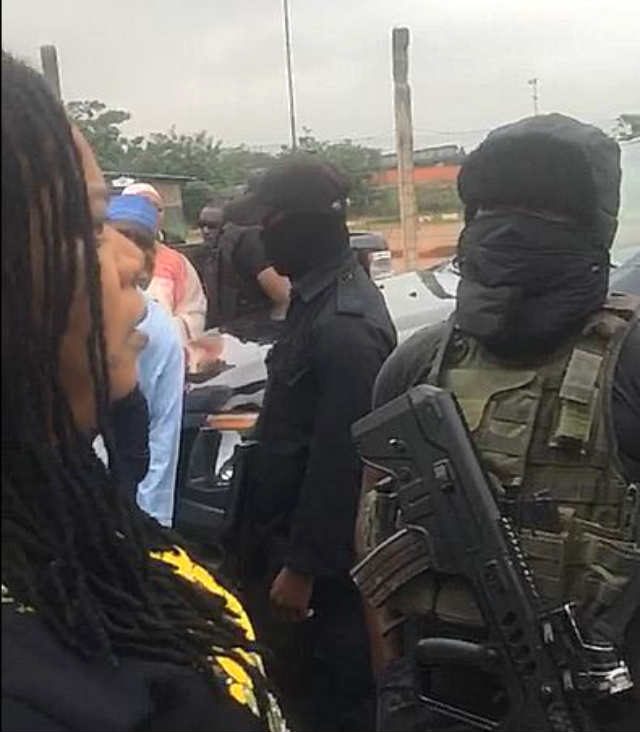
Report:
381,143,464,158
104,171,196,183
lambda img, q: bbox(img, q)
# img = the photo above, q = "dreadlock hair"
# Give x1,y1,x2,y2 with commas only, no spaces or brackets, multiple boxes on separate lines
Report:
1,52,271,720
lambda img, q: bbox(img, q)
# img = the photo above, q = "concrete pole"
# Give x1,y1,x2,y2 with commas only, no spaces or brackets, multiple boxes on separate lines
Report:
282,0,298,150
40,45,62,101
528,77,539,116
392,27,418,272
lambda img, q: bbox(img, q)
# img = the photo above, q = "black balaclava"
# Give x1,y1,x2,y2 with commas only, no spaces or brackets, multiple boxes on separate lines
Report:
455,114,621,359
262,212,350,280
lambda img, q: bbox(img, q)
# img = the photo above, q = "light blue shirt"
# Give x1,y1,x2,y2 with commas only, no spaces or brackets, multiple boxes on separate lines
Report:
137,295,185,526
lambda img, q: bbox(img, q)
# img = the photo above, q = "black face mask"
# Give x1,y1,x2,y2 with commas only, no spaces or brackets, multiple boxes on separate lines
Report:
261,213,349,279
455,211,610,358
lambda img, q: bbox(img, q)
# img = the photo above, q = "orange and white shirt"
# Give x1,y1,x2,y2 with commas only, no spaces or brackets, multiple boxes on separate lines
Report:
148,244,207,345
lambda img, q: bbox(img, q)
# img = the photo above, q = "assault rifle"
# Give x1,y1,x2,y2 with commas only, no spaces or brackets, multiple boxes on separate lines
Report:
351,385,632,732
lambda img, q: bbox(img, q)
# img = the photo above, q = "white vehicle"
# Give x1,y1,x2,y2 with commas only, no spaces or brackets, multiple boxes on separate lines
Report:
174,141,640,546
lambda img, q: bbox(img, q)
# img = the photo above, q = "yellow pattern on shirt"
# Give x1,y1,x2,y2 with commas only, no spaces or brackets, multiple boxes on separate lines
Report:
151,546,261,716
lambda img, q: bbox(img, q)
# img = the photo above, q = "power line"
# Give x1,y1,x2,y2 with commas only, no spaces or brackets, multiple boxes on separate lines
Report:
222,115,622,152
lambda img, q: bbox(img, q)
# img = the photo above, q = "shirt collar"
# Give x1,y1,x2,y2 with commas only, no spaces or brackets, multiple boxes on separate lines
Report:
292,249,354,304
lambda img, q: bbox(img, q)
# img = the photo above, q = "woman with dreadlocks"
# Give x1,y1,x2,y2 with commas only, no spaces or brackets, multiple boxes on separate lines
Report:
1,53,286,732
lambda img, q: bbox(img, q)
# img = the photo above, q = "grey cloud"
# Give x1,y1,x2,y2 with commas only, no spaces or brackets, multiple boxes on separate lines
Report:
3,0,639,151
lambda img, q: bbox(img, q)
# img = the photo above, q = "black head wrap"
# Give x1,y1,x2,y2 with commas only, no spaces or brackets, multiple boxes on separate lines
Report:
455,114,621,357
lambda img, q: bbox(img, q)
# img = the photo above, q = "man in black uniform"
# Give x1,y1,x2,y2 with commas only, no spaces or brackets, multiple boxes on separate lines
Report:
199,204,223,247
237,159,397,732
361,114,639,731
201,193,290,331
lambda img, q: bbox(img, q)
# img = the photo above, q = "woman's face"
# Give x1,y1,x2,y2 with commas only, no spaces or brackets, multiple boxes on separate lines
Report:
59,130,147,431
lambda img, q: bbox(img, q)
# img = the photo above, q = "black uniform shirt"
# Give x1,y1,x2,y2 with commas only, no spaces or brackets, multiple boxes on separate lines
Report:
252,251,396,577
2,605,267,732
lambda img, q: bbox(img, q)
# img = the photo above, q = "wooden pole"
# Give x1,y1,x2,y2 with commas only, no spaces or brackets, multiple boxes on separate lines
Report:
40,45,62,101
392,27,418,271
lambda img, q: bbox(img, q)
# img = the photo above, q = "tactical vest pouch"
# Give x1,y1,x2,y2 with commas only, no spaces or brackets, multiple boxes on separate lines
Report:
446,368,537,432
551,348,603,448
568,519,640,615
519,528,570,601
446,368,538,485
519,511,640,613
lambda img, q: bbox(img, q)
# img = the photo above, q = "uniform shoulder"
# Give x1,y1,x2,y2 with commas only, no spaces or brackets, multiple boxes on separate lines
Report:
373,320,448,408
334,264,390,317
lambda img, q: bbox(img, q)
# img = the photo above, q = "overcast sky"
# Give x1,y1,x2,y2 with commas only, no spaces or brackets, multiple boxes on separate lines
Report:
3,0,639,152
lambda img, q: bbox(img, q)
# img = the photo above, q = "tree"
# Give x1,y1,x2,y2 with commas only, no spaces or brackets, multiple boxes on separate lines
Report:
215,146,276,189
66,100,133,170
614,114,640,141
125,128,225,184
285,129,382,214
182,180,217,224
66,101,386,218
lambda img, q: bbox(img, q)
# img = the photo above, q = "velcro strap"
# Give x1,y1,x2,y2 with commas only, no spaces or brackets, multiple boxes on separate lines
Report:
577,534,640,577
520,529,569,601
560,349,602,404
520,528,568,563
554,387,599,446
571,516,629,542
551,348,603,446
571,568,628,614
622,484,640,542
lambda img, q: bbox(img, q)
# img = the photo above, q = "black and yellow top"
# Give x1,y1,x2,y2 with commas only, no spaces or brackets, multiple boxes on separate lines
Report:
1,547,287,732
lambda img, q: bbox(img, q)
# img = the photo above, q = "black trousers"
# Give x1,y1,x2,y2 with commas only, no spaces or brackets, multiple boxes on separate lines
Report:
243,573,375,732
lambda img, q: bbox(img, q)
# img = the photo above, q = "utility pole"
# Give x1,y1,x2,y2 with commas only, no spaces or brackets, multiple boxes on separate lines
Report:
282,0,298,150
392,27,418,272
40,45,62,101
528,77,539,116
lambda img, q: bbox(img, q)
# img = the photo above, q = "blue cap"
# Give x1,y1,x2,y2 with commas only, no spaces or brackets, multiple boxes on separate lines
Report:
107,194,158,237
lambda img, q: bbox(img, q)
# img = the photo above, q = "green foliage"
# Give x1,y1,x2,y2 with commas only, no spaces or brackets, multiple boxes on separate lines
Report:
615,114,640,141
216,147,274,188
66,100,280,190
364,187,399,219
125,128,223,183
66,100,133,170
415,183,462,215
285,129,382,214
69,103,473,222
182,181,217,224
353,183,461,220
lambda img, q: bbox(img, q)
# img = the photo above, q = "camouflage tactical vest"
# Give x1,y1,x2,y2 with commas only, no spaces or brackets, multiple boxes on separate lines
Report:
440,293,639,621
365,294,639,630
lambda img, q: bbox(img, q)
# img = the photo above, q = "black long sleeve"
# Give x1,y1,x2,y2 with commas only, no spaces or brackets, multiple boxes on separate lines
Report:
286,318,389,577
109,385,150,499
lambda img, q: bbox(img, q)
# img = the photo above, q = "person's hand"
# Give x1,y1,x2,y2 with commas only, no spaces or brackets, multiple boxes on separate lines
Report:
269,567,314,623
